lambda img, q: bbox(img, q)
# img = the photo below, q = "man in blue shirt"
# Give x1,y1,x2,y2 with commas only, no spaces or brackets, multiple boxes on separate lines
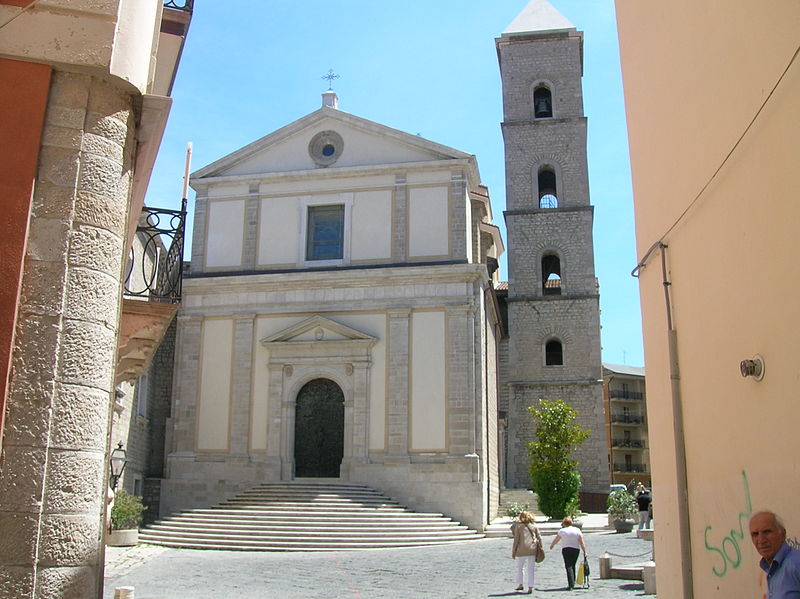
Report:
750,511,800,598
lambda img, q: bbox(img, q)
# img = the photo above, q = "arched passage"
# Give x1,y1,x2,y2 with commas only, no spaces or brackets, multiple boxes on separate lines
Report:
294,378,345,477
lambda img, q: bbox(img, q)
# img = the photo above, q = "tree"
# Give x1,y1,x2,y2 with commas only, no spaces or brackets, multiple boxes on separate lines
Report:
527,399,590,519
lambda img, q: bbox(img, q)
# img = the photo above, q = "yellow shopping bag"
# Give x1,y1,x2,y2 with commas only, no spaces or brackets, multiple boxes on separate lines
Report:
576,561,585,586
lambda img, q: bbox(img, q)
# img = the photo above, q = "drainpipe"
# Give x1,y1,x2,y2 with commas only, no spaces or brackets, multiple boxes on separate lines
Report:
659,244,694,599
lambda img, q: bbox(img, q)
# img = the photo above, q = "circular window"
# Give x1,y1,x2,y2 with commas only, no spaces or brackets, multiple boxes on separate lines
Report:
308,131,344,167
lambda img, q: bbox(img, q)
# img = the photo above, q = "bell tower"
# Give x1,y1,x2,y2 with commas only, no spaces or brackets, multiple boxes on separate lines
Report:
496,0,609,497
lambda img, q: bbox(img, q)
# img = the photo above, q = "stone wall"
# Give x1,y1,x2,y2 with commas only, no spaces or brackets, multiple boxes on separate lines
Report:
0,70,135,599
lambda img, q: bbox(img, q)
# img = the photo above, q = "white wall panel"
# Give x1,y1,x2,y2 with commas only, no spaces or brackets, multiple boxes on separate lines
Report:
408,187,448,257
198,319,233,451
206,200,244,267
351,190,391,261
259,196,299,266
410,311,446,450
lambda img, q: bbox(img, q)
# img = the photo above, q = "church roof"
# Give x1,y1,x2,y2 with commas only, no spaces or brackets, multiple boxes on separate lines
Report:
501,0,575,37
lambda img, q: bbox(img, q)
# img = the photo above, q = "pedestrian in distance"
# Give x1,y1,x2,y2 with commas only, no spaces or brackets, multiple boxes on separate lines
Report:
550,516,588,590
636,487,652,530
511,510,543,594
750,510,800,598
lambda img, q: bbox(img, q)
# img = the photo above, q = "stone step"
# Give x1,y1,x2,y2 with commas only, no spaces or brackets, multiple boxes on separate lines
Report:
142,528,478,540
148,520,469,534
137,535,481,551
141,481,482,551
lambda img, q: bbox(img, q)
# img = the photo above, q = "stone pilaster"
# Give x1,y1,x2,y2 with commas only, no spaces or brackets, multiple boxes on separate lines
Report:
241,190,259,270
386,309,410,456
230,314,255,455
446,305,476,454
170,315,202,454
391,174,407,262
189,189,207,274
449,171,468,261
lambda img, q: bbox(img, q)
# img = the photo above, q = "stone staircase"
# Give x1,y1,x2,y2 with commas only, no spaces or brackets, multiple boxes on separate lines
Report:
139,481,484,551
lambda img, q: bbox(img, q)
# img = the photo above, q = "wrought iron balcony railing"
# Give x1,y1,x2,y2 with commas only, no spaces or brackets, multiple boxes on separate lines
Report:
610,413,644,424
609,389,645,401
123,200,186,303
613,463,648,473
611,438,645,448
164,0,193,11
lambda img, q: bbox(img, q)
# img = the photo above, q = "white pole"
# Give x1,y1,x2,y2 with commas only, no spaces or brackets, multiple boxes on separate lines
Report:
182,141,193,199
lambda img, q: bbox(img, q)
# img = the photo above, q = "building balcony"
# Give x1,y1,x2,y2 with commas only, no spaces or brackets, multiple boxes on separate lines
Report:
609,389,645,401
610,413,644,425
611,438,646,449
116,202,186,385
613,462,648,473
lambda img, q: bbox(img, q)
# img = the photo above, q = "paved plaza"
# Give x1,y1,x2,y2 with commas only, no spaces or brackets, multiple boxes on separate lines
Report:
104,529,656,599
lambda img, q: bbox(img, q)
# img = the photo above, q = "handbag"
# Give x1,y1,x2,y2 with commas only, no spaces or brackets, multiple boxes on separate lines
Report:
526,524,546,563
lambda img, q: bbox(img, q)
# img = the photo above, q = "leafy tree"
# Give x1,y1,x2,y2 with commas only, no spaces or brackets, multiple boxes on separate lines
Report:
527,399,590,519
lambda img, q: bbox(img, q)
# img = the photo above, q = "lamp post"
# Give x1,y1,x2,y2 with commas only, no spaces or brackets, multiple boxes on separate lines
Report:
109,441,127,490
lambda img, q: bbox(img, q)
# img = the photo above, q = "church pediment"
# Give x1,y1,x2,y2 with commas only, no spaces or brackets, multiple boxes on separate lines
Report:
260,315,376,346
191,107,474,180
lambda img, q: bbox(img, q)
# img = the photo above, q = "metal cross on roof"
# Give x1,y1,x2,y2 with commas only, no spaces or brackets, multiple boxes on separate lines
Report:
322,69,340,90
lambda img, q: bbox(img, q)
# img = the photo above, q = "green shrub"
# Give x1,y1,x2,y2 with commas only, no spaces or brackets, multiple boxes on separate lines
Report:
527,399,590,520
606,489,637,520
111,489,145,530
531,466,581,520
505,502,530,519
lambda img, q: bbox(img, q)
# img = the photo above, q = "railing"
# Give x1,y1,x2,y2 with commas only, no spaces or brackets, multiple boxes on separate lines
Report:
613,463,648,473
123,200,186,303
610,413,644,424
611,438,645,448
609,389,645,400
164,0,193,11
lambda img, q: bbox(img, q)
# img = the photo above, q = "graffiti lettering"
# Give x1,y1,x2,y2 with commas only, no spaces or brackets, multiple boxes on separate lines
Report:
704,470,752,578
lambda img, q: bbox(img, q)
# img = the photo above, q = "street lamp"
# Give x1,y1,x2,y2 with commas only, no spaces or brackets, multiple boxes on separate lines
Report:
109,441,127,490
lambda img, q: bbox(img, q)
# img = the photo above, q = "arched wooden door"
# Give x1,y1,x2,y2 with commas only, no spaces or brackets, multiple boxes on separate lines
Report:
293,378,344,478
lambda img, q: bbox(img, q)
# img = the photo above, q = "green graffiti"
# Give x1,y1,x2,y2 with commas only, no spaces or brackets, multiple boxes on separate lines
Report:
704,470,752,578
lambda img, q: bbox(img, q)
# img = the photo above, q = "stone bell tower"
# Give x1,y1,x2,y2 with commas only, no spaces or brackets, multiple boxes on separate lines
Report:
496,0,609,499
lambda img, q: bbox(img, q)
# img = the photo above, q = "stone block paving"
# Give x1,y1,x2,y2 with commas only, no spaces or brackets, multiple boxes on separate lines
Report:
104,531,656,599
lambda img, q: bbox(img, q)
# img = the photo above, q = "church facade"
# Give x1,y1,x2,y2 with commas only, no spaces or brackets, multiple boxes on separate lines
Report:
160,92,505,530
154,0,609,530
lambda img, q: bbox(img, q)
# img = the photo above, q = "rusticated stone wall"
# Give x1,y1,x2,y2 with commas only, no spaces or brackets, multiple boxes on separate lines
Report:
0,70,135,599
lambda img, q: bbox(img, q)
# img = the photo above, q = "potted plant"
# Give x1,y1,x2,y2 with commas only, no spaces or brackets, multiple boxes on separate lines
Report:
607,489,637,533
108,489,145,546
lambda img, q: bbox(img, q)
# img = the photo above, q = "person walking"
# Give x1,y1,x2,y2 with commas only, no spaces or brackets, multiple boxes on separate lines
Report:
550,516,587,590
511,510,542,594
636,488,652,530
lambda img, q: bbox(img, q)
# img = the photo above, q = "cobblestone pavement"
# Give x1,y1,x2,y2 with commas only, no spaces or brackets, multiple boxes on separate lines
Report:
103,530,656,599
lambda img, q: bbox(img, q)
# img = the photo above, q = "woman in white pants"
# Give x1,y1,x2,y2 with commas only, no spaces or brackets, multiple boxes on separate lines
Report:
511,511,542,594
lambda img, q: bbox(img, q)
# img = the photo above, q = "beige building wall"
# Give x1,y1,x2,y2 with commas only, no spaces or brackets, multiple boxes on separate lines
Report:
616,1,800,597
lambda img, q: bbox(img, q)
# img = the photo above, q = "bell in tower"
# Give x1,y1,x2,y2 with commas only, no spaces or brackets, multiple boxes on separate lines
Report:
534,86,552,118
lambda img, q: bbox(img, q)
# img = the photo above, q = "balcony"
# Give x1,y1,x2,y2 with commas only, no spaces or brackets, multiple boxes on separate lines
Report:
116,202,186,385
611,438,646,449
613,463,648,473
609,389,645,401
610,412,644,425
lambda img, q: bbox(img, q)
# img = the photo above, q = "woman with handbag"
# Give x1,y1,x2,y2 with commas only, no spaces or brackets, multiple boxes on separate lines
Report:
511,511,544,594
549,516,588,590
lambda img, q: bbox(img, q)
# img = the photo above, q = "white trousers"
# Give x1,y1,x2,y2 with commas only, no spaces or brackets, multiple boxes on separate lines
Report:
515,555,536,589
638,510,651,529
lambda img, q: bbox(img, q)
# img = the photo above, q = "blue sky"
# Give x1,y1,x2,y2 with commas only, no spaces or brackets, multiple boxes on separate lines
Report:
149,0,644,367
